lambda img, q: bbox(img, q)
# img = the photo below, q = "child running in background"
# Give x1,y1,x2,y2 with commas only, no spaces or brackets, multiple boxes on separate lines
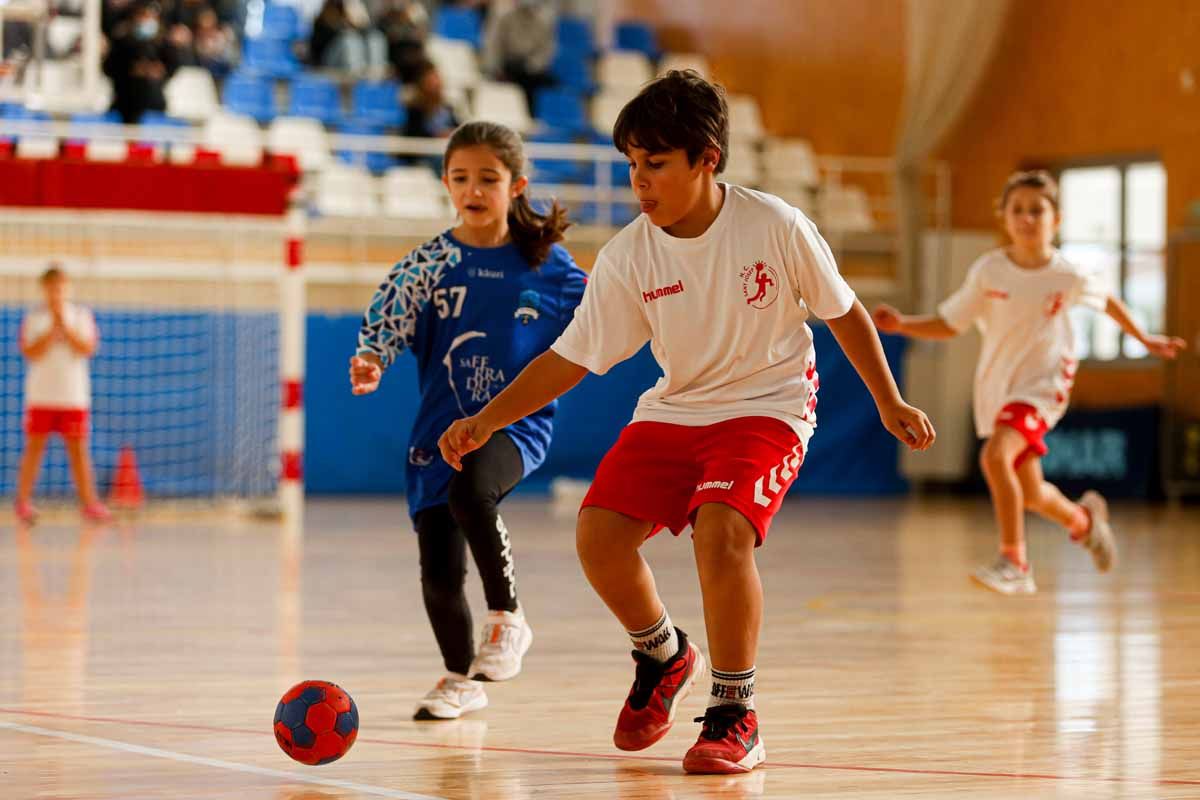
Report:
351,121,587,718
874,169,1186,595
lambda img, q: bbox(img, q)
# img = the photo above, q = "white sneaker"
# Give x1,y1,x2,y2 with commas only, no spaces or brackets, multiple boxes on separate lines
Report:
413,674,488,720
1079,491,1117,572
469,608,533,682
971,556,1037,595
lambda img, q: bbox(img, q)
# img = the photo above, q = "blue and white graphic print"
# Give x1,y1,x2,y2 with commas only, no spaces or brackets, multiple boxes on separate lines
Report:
358,232,587,519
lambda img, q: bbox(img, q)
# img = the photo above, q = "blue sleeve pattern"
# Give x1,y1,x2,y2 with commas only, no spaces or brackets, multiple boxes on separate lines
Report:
357,235,461,368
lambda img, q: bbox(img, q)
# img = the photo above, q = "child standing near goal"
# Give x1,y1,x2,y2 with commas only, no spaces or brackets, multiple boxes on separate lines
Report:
439,71,935,773
15,265,110,524
350,121,586,720
874,170,1186,595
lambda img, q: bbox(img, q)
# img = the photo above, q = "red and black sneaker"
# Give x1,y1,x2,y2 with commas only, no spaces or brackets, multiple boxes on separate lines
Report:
682,705,766,774
613,628,705,751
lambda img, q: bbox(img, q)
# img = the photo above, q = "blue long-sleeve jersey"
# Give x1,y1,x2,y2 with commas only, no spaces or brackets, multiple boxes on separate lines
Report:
357,231,587,519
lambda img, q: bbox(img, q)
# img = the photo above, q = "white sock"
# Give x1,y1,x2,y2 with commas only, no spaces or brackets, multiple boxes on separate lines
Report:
627,609,680,663
709,666,755,709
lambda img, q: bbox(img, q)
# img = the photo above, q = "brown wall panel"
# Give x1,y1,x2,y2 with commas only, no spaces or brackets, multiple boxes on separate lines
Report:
939,0,1200,231
611,0,907,156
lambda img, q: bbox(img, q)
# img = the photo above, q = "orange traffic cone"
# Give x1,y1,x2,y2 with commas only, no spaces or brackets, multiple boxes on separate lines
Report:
109,445,145,509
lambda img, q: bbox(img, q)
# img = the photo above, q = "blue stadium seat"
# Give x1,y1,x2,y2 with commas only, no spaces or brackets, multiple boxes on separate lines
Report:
551,50,596,94
556,16,595,56
259,4,301,41
434,7,483,48
572,201,639,227
139,110,189,127
242,36,300,78
527,128,589,185
350,80,405,128
615,21,659,59
223,72,277,123
1,106,52,149
288,74,342,125
66,111,121,143
135,111,192,150
534,88,589,136
337,122,395,174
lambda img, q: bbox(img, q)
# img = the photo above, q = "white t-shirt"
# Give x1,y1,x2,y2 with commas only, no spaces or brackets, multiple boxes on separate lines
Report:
20,303,98,409
551,184,857,440
937,248,1106,437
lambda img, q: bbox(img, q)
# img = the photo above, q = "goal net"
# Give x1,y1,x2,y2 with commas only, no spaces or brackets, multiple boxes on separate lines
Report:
0,208,287,510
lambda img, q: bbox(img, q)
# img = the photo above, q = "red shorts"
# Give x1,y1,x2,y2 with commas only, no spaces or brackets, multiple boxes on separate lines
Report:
582,416,806,546
25,407,89,439
995,402,1049,469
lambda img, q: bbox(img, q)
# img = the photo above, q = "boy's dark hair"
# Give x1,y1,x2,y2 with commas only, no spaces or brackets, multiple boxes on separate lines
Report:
612,69,728,174
443,121,570,267
997,169,1060,214
39,263,66,284
412,58,437,81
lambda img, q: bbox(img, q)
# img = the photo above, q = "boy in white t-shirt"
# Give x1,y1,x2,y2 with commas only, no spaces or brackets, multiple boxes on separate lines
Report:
15,266,111,524
438,71,934,774
874,170,1186,595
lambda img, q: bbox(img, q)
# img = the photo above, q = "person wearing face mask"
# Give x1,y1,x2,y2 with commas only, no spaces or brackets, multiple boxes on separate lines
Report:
102,0,183,124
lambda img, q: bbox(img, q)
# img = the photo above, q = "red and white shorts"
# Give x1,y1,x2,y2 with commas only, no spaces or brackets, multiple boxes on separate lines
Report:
995,402,1049,469
25,407,89,439
581,416,807,546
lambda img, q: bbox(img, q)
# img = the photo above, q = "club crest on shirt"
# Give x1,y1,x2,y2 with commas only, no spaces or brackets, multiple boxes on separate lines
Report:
740,260,780,310
1044,291,1065,318
408,447,435,467
515,289,541,324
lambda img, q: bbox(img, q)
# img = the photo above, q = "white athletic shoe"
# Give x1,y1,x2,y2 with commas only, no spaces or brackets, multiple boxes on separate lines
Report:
1079,490,1117,573
469,608,533,682
971,555,1037,595
413,674,488,720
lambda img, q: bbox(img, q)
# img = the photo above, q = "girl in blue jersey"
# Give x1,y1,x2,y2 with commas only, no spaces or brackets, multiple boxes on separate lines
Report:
350,121,586,720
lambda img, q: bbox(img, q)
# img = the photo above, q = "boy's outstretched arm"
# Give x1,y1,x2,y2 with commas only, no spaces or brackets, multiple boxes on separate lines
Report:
1103,295,1187,359
872,303,959,340
439,349,588,470
826,299,936,451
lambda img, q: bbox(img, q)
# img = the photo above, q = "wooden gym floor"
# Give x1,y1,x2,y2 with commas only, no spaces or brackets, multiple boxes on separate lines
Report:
1,496,1198,799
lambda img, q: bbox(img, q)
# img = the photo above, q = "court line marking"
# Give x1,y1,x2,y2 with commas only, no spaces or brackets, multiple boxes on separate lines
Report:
1,708,1198,787
0,720,446,800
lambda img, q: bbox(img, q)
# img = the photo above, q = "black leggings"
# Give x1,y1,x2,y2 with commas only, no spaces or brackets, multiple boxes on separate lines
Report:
414,432,524,675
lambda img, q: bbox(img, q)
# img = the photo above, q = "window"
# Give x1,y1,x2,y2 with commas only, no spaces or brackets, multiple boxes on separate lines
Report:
1058,160,1166,360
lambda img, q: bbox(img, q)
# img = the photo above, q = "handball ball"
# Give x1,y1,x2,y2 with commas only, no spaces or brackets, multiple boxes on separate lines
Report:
273,680,359,765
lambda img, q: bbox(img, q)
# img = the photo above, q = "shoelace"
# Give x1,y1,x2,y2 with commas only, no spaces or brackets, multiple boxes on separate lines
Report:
627,650,668,710
481,621,520,651
991,557,1023,579
694,707,747,741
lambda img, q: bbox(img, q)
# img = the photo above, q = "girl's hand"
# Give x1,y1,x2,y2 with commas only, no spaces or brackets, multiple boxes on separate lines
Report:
872,304,903,334
349,355,382,395
439,416,494,471
879,400,936,452
1142,334,1187,360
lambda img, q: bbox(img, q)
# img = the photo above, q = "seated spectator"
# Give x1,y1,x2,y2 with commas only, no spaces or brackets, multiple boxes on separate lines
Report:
376,0,429,84
482,0,557,114
102,0,183,123
403,59,458,168
165,0,208,29
192,8,237,80
309,0,387,75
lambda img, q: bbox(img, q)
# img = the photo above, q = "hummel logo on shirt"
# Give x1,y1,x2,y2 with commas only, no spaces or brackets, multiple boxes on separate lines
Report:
642,280,684,303
696,480,734,491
